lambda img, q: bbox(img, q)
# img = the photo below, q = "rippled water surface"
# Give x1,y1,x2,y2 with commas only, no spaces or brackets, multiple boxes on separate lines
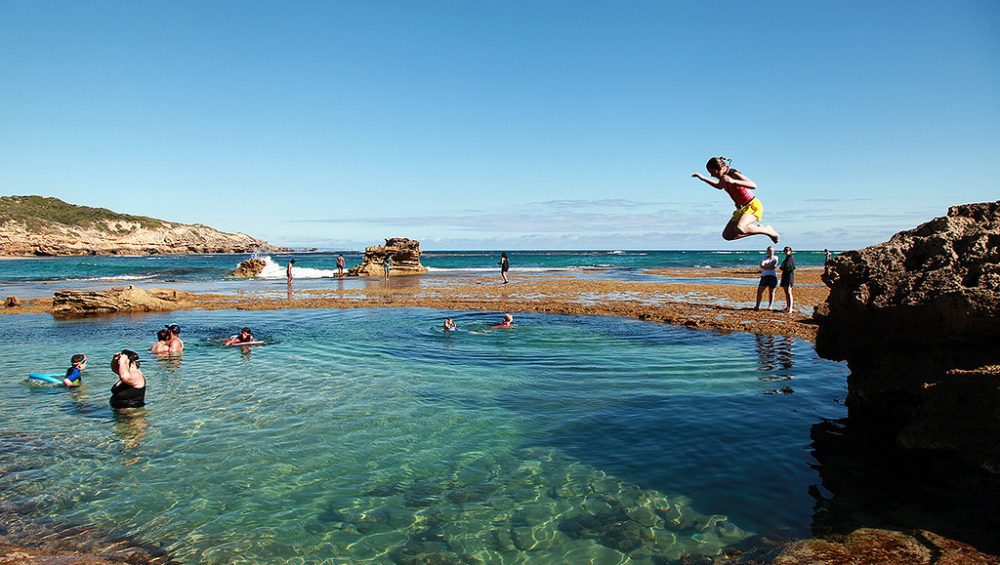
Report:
0,309,847,563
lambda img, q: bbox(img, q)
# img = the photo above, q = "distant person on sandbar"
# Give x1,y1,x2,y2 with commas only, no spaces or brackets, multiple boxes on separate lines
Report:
165,324,184,353
754,246,779,311
780,246,796,313
383,255,393,281
692,156,780,243
499,252,510,284
287,259,296,285
493,313,513,328
110,350,145,409
63,354,88,388
224,327,255,346
150,329,171,354
443,318,458,332
337,254,346,277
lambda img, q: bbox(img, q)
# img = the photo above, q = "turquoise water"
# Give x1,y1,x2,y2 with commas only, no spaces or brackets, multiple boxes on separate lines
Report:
0,308,847,562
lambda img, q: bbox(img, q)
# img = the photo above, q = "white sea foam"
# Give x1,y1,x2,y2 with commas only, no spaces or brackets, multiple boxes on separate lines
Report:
255,256,338,279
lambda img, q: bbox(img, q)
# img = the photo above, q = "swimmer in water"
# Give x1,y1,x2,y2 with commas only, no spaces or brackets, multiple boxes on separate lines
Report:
224,327,255,346
493,313,513,328
150,329,171,354
63,354,87,388
443,318,458,332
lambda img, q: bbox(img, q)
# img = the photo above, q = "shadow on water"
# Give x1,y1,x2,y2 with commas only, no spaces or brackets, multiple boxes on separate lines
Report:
808,418,1000,554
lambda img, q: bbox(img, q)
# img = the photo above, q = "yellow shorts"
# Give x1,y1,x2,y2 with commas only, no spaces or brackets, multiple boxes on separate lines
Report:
732,197,763,222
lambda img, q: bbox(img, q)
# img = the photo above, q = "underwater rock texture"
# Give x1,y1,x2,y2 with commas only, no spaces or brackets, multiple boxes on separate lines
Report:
52,286,194,317
815,201,1000,475
348,237,428,277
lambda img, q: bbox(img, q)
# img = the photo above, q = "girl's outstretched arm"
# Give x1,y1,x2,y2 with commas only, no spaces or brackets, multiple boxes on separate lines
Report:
726,170,758,189
691,173,721,188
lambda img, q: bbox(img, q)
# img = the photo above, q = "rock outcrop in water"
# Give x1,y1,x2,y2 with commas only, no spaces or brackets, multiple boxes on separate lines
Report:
348,237,428,277
814,201,1000,504
772,527,996,564
231,258,267,278
0,195,285,256
52,286,194,317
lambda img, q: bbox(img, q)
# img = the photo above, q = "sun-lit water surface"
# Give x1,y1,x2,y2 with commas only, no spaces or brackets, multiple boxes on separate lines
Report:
0,309,847,563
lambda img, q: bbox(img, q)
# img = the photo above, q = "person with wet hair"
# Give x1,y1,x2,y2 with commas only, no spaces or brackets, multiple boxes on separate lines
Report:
224,327,255,346
110,350,145,409
164,323,184,353
692,156,780,243
150,328,171,354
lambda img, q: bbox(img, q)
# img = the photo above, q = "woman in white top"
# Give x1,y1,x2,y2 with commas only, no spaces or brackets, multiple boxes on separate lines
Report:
754,246,779,310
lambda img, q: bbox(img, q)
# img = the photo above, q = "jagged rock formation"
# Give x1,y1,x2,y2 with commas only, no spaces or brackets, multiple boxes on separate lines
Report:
814,201,1000,510
231,258,267,278
0,195,284,256
348,237,428,277
52,286,194,317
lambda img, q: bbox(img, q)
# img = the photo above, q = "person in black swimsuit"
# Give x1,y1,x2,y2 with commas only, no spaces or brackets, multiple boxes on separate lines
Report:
110,350,146,409
499,252,510,284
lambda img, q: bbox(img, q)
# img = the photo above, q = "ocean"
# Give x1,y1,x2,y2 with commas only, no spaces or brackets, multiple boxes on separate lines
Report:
0,250,830,300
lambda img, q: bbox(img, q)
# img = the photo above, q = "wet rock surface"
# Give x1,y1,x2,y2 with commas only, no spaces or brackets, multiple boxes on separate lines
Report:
771,527,999,564
348,237,428,277
52,286,194,317
230,257,266,278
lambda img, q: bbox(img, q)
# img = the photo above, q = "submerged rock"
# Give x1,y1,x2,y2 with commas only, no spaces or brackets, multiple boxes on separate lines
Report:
52,286,194,317
348,237,428,277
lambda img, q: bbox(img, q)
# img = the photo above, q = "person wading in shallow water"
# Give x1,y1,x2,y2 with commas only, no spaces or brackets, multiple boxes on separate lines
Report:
110,350,145,409
383,254,393,281
499,252,510,284
287,259,296,285
691,156,780,244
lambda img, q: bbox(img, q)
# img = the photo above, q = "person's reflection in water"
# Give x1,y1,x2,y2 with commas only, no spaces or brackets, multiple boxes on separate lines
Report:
113,409,148,465
755,334,777,372
287,285,294,301
778,335,795,372
155,353,182,375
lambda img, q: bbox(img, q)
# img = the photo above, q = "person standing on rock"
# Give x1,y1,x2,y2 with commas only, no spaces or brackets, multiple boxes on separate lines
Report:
780,246,796,313
337,254,346,277
287,259,296,285
692,156,780,243
754,246,779,310
499,252,510,284
383,254,393,281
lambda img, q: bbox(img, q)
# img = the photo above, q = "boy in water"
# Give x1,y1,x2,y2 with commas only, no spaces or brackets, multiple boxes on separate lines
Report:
150,329,171,354
63,354,87,387
224,327,255,346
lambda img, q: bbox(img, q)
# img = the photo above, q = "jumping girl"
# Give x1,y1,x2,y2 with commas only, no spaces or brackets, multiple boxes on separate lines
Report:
692,157,780,243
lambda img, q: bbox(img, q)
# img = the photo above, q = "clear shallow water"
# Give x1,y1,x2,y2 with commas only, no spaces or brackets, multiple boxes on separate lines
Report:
0,309,847,563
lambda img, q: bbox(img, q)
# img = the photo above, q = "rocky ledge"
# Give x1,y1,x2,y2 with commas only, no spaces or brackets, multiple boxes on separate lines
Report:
348,237,428,277
52,286,195,318
815,201,1000,512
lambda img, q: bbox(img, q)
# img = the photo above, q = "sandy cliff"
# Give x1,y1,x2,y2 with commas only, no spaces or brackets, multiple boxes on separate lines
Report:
348,237,428,277
0,195,281,256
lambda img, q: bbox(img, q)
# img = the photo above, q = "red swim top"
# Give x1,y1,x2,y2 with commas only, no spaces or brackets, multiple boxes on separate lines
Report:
719,173,755,207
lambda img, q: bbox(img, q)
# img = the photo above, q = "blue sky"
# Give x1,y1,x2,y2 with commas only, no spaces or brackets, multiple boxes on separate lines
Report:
1,1,997,250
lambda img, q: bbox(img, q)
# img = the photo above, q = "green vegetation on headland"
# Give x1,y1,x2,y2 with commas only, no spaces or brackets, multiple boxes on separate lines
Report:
0,195,167,234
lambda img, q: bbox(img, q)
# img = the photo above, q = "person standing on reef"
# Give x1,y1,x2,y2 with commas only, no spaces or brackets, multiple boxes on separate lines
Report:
337,254,346,277
692,156,780,243
754,246,779,310
383,254,393,281
287,259,296,285
499,252,510,284
824,248,832,276
780,246,796,313
165,324,184,353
